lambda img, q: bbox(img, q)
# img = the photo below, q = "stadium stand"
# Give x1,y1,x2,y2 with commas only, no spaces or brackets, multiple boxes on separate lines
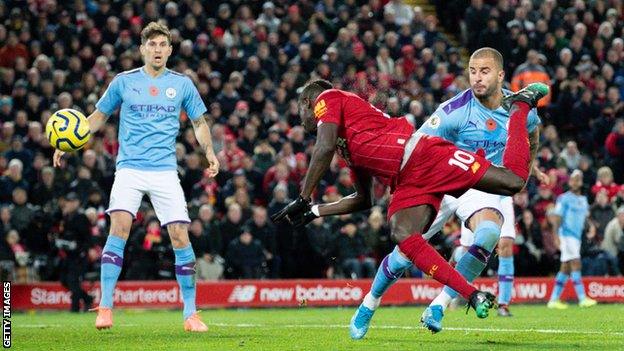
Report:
0,0,622,284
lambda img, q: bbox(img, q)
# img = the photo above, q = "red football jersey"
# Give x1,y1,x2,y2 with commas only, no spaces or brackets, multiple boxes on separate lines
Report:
313,89,415,186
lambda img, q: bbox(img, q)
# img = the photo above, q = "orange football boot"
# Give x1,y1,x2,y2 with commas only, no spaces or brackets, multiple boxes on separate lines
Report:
90,307,113,330
184,312,208,332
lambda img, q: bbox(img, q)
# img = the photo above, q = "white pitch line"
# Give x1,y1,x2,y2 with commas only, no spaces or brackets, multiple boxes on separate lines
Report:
20,324,138,328
18,323,624,337
206,323,624,336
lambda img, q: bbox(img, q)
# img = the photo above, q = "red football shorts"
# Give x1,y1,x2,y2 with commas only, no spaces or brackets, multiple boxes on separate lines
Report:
387,135,492,220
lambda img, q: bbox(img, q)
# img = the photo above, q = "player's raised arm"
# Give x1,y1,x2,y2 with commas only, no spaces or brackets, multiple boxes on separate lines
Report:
52,109,109,168
86,109,110,134
271,79,337,225
314,170,374,216
191,115,219,178
300,122,338,200
54,72,122,167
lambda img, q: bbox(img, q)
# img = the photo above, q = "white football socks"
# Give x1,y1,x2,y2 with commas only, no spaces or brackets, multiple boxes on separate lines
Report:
430,290,453,311
362,292,381,310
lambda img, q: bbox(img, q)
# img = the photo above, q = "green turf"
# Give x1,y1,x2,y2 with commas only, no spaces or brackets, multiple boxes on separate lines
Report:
12,304,624,350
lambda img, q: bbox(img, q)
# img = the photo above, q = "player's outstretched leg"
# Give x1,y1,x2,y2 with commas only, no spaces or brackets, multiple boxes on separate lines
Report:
570,261,597,308
476,83,550,197
497,241,515,316
422,220,501,333
391,206,497,321
501,82,550,112
350,246,412,339
397,236,497,320
174,244,208,332
547,262,570,309
502,83,550,181
93,234,127,330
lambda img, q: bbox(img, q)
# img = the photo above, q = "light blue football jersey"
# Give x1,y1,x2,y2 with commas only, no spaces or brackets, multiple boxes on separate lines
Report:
554,191,589,238
96,67,207,171
418,89,540,166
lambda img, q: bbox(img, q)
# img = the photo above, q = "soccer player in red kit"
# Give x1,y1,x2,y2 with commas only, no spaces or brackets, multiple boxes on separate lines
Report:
271,79,549,336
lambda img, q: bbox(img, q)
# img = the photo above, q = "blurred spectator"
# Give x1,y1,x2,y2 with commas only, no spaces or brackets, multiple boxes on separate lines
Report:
581,222,620,276
126,218,173,280
558,141,582,170
225,227,266,279
56,193,92,311
10,187,34,233
335,221,375,279
189,219,223,281
511,50,551,107
591,166,621,202
0,0,621,282
590,191,615,238
605,119,624,183
245,206,278,277
602,206,624,274
0,159,29,203
516,209,548,276
360,207,392,260
218,203,244,256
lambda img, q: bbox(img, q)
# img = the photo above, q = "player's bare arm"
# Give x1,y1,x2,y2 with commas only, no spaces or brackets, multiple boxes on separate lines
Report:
271,121,338,227
300,122,338,200
316,170,374,216
529,128,549,184
53,109,109,168
191,115,219,178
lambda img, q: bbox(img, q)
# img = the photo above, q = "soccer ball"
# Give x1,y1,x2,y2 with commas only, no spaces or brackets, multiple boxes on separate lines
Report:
45,108,91,152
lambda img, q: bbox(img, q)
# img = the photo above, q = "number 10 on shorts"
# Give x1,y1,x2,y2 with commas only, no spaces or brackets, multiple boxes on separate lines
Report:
448,150,481,174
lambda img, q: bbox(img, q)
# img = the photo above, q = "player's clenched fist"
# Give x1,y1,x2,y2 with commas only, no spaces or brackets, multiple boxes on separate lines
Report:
270,196,312,225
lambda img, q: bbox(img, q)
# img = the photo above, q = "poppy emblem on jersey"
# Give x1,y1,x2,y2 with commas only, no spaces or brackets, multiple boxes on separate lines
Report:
166,87,176,99
486,118,497,131
428,114,440,129
314,99,327,119
149,86,159,96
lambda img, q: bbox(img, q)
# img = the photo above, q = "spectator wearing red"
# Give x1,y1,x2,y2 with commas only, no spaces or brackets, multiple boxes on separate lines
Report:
218,134,246,172
290,153,308,185
592,166,621,202
605,119,624,182
0,32,29,68
396,44,417,78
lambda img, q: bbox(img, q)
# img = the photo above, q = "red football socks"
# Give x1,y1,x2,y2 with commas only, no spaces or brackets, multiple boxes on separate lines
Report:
503,101,531,181
398,233,477,299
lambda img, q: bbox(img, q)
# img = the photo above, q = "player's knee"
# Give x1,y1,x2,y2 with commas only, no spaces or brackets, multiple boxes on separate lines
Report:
469,208,503,229
109,213,132,238
167,223,190,248
497,237,514,256
390,226,412,244
503,174,525,195
473,220,501,250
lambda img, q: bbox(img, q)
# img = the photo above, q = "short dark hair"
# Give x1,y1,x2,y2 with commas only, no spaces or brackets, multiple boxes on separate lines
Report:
470,47,504,70
141,22,172,45
299,79,333,103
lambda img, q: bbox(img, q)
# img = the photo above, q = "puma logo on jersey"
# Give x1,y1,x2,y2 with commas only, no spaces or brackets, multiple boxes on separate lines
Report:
314,99,328,119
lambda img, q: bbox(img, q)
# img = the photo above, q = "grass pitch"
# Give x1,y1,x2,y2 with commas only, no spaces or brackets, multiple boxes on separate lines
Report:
13,304,624,350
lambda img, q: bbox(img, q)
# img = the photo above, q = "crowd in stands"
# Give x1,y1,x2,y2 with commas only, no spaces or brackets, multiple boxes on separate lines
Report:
0,0,623,283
